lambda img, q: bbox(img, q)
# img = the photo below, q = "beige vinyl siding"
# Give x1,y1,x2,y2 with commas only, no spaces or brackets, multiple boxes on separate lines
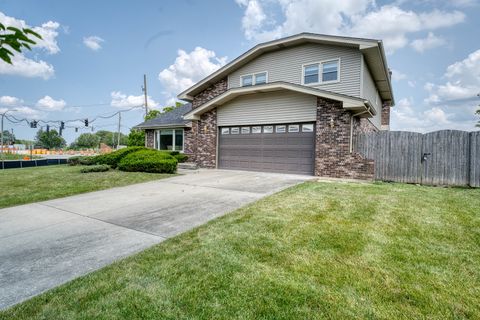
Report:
362,56,382,129
228,43,362,97
217,91,317,126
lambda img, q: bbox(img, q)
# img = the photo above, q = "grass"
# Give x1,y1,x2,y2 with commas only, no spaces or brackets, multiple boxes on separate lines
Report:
0,153,40,160
0,165,174,209
1,181,479,319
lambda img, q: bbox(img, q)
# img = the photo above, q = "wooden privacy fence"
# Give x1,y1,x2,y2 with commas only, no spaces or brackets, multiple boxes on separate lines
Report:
355,130,480,187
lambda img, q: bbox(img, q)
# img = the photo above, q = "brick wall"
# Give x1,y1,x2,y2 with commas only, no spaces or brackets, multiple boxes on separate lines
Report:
315,97,374,180
192,78,228,109
145,129,154,148
381,103,391,130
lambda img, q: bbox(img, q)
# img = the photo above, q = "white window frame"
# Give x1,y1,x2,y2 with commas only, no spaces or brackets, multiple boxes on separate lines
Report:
301,58,341,86
240,71,269,87
154,128,184,152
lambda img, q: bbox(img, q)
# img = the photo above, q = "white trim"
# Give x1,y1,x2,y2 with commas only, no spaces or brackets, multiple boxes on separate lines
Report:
240,71,269,87
301,58,341,86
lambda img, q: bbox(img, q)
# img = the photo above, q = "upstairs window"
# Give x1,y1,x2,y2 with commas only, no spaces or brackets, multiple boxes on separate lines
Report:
322,60,339,82
241,72,268,86
304,64,319,84
303,59,339,84
241,75,253,86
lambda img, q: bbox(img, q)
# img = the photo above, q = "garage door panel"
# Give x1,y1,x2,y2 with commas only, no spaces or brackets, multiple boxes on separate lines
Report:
219,123,315,175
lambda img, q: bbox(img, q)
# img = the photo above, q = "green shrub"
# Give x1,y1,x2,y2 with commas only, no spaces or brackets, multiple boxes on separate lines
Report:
92,147,147,168
169,151,180,156
68,156,96,166
118,149,177,173
80,164,110,173
173,154,188,163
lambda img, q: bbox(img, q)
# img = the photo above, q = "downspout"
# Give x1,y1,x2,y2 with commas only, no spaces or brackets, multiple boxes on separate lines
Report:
350,104,373,153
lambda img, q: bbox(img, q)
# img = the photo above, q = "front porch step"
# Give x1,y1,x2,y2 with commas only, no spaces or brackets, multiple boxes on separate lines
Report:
178,162,198,170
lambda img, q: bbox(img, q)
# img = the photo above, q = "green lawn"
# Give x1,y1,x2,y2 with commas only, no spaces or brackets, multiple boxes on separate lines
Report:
0,165,174,209
2,181,479,319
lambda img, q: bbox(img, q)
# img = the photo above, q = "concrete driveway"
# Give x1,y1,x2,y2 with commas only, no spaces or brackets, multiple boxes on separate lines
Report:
0,169,310,309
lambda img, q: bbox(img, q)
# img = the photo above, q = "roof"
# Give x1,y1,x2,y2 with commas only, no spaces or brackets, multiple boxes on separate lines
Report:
134,103,192,129
182,82,375,121
177,32,394,105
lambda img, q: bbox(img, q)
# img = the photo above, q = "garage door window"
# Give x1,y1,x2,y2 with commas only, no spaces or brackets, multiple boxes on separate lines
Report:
276,125,286,133
231,127,240,134
241,127,250,134
302,124,314,132
288,125,299,132
264,125,273,133
221,128,230,135
252,126,262,133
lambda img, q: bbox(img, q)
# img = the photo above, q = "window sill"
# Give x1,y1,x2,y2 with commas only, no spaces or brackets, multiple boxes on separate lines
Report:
302,80,340,86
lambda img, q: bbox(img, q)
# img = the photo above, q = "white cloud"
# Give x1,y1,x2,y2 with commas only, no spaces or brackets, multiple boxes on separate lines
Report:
0,96,24,107
36,95,66,111
0,11,60,79
83,36,104,51
391,69,407,81
110,91,158,109
410,32,446,52
235,1,465,53
158,47,227,103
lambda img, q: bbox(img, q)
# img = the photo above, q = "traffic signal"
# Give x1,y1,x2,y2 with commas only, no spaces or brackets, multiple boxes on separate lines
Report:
60,121,65,129
46,125,50,133
84,119,89,127
30,120,37,128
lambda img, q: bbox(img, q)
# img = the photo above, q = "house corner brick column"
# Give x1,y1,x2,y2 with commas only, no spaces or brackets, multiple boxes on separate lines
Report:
145,129,154,148
381,103,391,130
315,97,374,180
186,77,227,168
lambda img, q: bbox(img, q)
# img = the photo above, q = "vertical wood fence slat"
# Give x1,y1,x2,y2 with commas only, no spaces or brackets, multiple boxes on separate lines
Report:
355,130,480,187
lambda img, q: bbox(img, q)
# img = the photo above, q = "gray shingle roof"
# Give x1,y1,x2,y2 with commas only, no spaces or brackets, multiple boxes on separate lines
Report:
134,103,192,129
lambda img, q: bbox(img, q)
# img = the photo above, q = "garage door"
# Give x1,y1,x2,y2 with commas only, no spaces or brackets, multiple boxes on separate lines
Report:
218,123,315,175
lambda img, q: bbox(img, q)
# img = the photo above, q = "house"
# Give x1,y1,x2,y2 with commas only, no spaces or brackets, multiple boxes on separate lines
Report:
135,33,395,179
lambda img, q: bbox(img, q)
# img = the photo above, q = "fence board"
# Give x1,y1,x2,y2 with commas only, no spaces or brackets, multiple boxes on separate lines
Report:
471,132,480,187
355,130,480,187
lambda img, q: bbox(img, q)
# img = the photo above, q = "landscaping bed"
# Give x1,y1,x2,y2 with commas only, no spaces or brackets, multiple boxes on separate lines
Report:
2,181,479,319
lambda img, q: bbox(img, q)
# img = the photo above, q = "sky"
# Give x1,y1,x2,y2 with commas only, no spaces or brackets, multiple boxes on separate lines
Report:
1,0,479,144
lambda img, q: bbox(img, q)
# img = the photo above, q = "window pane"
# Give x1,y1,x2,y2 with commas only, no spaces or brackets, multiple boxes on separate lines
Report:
322,61,338,82
304,64,319,75
255,72,266,84
221,128,229,135
241,127,250,134
304,74,318,84
241,75,253,86
175,130,183,151
160,130,173,150
288,124,299,132
231,127,239,134
263,125,273,133
302,124,314,132
276,125,286,133
252,126,261,133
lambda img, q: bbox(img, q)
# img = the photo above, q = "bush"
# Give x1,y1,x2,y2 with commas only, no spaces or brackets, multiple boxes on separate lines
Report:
169,151,180,156
118,149,177,173
80,164,110,173
68,156,96,166
92,146,147,168
173,154,188,163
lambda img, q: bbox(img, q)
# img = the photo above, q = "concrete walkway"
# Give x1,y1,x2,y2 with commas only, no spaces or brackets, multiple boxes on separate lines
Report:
0,169,310,309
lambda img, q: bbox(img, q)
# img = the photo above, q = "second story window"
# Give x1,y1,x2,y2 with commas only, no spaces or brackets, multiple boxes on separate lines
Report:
241,72,267,87
303,59,340,85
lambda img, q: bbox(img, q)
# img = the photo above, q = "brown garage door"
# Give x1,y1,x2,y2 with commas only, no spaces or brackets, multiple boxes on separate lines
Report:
218,123,315,175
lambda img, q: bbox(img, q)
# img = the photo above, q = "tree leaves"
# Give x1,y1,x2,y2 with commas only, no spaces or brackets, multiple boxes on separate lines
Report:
0,22,42,64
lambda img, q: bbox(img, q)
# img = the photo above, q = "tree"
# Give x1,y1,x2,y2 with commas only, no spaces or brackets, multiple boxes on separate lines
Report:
127,129,145,147
476,108,480,128
74,133,100,148
162,102,184,114
0,23,42,64
1,130,15,145
35,129,66,149
145,110,161,121
94,130,127,147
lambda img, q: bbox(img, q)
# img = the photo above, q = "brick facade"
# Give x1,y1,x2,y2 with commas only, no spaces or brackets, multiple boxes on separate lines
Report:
314,97,374,180
381,103,391,130
192,78,228,109
145,129,154,148
185,78,228,168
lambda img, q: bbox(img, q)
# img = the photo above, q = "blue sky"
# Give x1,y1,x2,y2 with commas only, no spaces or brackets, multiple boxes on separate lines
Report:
1,0,479,143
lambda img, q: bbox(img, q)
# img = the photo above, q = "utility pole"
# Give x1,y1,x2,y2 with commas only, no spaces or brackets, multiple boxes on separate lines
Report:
117,112,121,149
142,74,148,118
